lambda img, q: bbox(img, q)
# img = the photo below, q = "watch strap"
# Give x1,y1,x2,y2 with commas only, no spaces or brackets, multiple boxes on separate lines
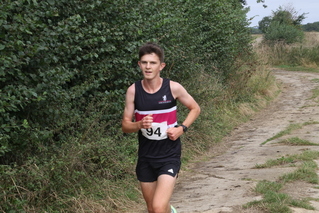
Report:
175,124,188,132
180,124,188,132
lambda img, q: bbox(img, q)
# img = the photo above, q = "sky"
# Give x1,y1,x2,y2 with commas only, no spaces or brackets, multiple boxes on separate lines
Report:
245,0,319,27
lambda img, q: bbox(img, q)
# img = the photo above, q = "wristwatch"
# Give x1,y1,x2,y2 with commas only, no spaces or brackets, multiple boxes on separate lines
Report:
175,124,188,132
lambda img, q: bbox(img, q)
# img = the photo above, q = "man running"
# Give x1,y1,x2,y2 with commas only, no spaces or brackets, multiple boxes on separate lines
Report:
122,42,200,213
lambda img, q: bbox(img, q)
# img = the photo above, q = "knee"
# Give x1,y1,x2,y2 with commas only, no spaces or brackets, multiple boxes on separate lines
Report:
146,204,154,213
152,204,169,213
146,207,154,213
146,204,167,213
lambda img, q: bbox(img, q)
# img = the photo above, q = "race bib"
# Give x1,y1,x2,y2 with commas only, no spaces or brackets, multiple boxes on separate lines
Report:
141,121,168,140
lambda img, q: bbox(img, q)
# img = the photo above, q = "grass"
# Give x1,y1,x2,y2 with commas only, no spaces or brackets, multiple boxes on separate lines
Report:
278,137,319,146
245,191,315,213
311,78,319,83
261,123,303,145
254,32,319,70
254,150,319,169
310,87,319,100
275,64,319,73
254,155,296,169
261,121,319,145
246,150,319,212
280,161,319,184
245,180,316,213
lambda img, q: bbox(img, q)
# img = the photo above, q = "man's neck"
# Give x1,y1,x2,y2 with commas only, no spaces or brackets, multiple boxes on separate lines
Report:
142,77,163,94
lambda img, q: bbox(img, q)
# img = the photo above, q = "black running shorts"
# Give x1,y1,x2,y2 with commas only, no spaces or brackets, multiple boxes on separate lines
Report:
136,160,181,182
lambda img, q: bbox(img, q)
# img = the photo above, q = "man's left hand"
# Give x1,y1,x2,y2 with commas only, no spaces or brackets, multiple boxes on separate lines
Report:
166,126,183,141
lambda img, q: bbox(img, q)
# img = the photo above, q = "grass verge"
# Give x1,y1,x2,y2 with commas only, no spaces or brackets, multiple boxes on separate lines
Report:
246,150,319,212
261,121,319,145
278,137,319,146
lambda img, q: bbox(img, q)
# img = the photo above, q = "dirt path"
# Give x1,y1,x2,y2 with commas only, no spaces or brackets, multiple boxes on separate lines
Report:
171,70,319,213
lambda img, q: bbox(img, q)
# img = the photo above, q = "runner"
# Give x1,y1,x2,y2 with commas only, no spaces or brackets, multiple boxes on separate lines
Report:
122,42,200,213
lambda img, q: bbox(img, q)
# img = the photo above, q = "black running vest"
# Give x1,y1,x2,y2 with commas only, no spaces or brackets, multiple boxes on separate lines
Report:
134,78,181,161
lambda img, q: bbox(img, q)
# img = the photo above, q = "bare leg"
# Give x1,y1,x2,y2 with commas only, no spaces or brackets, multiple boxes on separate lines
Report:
140,174,177,213
140,181,157,213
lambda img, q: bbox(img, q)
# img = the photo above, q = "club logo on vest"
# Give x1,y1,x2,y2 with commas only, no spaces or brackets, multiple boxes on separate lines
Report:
159,95,172,104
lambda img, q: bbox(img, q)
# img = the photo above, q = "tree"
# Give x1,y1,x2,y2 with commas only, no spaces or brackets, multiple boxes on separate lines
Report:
303,22,319,32
258,16,272,33
272,5,306,27
250,27,262,34
259,6,306,44
264,21,304,44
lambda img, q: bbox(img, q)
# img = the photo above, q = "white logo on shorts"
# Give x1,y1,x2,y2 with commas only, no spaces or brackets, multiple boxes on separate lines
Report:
168,169,174,174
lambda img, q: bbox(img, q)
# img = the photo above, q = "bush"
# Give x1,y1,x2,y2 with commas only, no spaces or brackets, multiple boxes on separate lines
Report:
0,0,251,163
264,21,304,44
259,6,305,45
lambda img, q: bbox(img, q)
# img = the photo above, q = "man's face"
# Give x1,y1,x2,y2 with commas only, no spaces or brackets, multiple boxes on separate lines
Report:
138,53,166,80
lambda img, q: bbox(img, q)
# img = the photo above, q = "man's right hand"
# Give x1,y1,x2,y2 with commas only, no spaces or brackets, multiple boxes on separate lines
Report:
140,114,153,129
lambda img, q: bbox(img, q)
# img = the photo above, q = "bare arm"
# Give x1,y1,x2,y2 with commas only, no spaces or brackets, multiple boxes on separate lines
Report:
166,81,201,140
121,84,153,133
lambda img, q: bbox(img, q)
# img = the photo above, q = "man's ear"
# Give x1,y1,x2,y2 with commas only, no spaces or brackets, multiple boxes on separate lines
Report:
160,62,166,70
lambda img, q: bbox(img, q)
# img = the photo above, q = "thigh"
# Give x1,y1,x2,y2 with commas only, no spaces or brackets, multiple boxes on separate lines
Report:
152,174,177,210
140,181,157,209
139,161,180,211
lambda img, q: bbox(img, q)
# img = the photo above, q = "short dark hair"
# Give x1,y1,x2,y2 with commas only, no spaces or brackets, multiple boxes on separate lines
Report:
139,42,164,62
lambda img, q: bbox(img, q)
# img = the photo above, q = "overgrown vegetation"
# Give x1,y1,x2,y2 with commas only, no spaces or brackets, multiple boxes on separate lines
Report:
254,32,319,70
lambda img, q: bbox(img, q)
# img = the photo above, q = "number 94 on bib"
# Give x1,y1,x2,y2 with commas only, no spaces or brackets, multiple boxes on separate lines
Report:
141,122,168,140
